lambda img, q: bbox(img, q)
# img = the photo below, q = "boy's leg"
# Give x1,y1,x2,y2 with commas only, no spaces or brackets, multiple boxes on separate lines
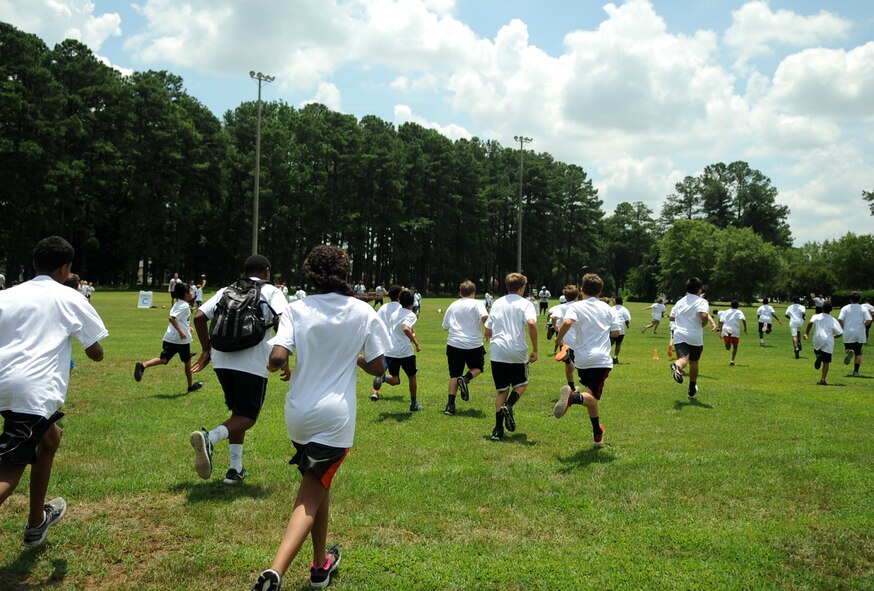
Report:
141,357,168,369
731,341,739,362
821,361,829,382
270,471,329,575
385,373,401,386
0,460,27,507
688,359,699,382
183,359,194,389
28,423,62,527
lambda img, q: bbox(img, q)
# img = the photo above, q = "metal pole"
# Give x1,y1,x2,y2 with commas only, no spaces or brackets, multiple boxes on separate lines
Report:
514,135,532,272
249,71,275,255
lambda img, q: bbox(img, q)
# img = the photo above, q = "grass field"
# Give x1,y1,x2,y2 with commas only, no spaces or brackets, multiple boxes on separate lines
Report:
0,292,871,591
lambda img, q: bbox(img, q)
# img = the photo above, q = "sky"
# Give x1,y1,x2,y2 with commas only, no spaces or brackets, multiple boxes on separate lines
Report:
2,0,872,245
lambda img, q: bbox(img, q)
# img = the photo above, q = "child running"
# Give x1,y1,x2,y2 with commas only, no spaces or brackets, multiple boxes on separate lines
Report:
720,300,747,366
804,301,843,385
756,298,782,347
785,297,807,359
484,273,538,441
554,274,620,447
371,290,423,411
253,245,389,591
669,277,710,399
441,280,488,416
134,281,203,393
611,296,631,364
641,298,666,334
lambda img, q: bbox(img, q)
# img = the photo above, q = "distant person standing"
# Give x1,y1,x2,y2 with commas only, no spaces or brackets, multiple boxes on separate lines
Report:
0,236,108,547
785,297,807,359
441,280,488,416
812,294,824,315
169,272,180,304
756,297,782,346
669,277,710,399
838,292,872,377
484,291,494,313
538,286,551,315
804,302,843,385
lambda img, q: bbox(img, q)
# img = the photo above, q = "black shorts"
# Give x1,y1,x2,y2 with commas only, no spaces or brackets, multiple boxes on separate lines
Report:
814,349,833,363
290,441,349,489
386,355,417,377
490,361,528,392
674,342,704,361
446,345,485,377
845,342,863,355
577,367,611,400
214,368,267,421
610,334,625,345
160,340,193,362
758,322,772,334
0,410,64,465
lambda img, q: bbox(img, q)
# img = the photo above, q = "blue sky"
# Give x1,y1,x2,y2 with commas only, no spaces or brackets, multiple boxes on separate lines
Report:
2,0,872,244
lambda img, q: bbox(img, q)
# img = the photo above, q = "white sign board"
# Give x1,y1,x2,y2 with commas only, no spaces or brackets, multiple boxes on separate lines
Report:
138,291,154,309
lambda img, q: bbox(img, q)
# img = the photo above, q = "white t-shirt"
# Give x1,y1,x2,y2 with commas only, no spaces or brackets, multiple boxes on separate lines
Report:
538,289,551,302
564,297,621,369
612,305,631,335
484,293,536,363
386,307,417,358
756,305,776,323
838,303,871,344
810,313,843,353
720,308,746,337
557,302,577,349
548,304,563,324
198,279,287,377
785,303,806,328
670,294,709,347
270,293,389,448
195,285,204,302
0,276,109,418
378,301,401,325
295,289,307,300
164,300,192,344
650,302,666,321
442,297,487,350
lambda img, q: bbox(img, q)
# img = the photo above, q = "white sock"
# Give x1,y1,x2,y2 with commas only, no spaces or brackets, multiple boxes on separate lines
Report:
229,444,243,471
208,425,228,446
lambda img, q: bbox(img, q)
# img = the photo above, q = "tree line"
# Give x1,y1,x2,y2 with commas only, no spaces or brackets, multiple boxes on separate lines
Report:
1,22,871,300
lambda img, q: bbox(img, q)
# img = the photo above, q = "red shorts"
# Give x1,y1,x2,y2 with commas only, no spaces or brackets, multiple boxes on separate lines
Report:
723,335,740,346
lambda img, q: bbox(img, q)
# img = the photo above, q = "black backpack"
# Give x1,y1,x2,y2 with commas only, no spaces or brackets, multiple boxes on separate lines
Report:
209,278,277,352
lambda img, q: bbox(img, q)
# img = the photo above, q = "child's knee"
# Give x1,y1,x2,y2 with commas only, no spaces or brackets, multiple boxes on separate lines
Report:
40,424,62,453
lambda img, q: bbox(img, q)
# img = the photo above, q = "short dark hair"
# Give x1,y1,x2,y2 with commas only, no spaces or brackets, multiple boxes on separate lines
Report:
685,277,704,294
614,295,623,305
63,273,81,290
173,282,190,299
823,301,833,313
387,285,402,301
850,291,861,303
399,289,415,308
731,300,739,308
244,254,271,275
793,296,800,304
581,273,603,297
303,245,352,295
762,297,769,305
33,236,74,273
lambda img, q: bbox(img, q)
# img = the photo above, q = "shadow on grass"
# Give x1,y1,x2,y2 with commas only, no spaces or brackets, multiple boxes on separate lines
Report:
817,382,847,387
481,432,537,446
453,408,485,419
0,546,67,589
376,411,414,423
845,374,872,379
369,394,406,403
170,480,273,503
673,397,714,410
556,447,616,472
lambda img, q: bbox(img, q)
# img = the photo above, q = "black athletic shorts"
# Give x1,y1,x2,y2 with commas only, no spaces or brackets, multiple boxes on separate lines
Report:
610,334,625,344
290,441,349,489
814,349,833,363
845,342,863,355
160,340,193,362
214,368,267,421
674,342,704,361
577,367,611,400
490,360,528,392
386,355,417,377
446,345,485,377
758,322,772,334
0,410,64,465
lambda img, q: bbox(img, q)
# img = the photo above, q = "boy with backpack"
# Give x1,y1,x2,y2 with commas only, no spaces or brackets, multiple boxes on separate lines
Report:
188,255,287,484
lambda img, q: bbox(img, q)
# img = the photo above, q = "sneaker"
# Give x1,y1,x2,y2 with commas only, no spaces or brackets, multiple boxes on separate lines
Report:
688,385,698,399
134,362,145,382
729,360,735,366
187,381,204,393
852,371,860,377
652,330,658,335
310,545,341,589
844,349,854,365
370,390,380,401
409,402,423,412
457,377,469,401
443,403,456,416
23,497,66,548
593,425,606,448
612,356,618,364
553,385,573,419
372,374,384,390
252,568,282,591
189,428,213,479
817,380,828,386
555,345,570,362
795,348,800,359
500,404,516,432
490,427,504,441
671,363,684,384
223,467,250,485
814,356,822,370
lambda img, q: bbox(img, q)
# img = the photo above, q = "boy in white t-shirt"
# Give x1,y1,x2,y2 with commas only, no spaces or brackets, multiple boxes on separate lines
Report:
641,298,666,334
611,296,632,364
785,297,807,359
756,297,782,347
484,273,538,441
838,292,872,377
720,300,748,366
441,280,488,416
547,295,566,354
552,286,579,392
0,236,108,548
554,274,621,447
134,282,203,393
254,245,389,591
371,290,423,411
804,301,843,385
669,277,710,399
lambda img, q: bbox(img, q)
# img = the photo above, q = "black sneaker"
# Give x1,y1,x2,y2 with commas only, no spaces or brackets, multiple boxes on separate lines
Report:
189,428,213,479
500,404,516,432
252,568,282,591
134,362,145,382
372,374,384,390
187,381,204,393
23,497,66,548
310,545,341,588
457,377,469,401
409,402,423,412
370,390,379,401
794,348,800,359
688,385,698,399
443,403,456,416
223,467,249,485
490,427,504,441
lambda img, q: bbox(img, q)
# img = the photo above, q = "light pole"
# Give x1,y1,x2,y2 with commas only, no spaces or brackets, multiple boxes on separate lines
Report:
513,135,532,272
249,70,275,255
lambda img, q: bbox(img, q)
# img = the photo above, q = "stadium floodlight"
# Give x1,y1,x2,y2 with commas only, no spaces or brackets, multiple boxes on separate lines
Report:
249,71,276,255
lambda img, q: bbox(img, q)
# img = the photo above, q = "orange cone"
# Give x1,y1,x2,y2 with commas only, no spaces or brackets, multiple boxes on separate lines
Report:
652,348,659,360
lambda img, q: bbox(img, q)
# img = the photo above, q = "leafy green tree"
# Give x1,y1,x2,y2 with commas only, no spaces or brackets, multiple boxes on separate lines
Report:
863,188,873,215
821,233,874,290
710,227,784,303
604,201,657,291
657,219,721,297
777,243,835,298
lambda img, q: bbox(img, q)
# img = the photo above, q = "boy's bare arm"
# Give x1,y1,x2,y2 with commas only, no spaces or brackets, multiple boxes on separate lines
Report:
84,342,104,361
169,316,186,339
358,354,386,376
403,325,421,352
527,318,538,362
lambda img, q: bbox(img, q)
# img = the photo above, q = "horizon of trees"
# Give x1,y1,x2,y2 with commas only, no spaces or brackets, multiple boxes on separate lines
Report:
1,22,872,299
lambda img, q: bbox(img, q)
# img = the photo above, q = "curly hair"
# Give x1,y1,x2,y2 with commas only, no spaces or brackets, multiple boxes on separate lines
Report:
304,245,353,296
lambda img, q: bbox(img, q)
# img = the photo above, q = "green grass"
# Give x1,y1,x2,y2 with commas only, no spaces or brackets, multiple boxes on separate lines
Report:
1,293,871,590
